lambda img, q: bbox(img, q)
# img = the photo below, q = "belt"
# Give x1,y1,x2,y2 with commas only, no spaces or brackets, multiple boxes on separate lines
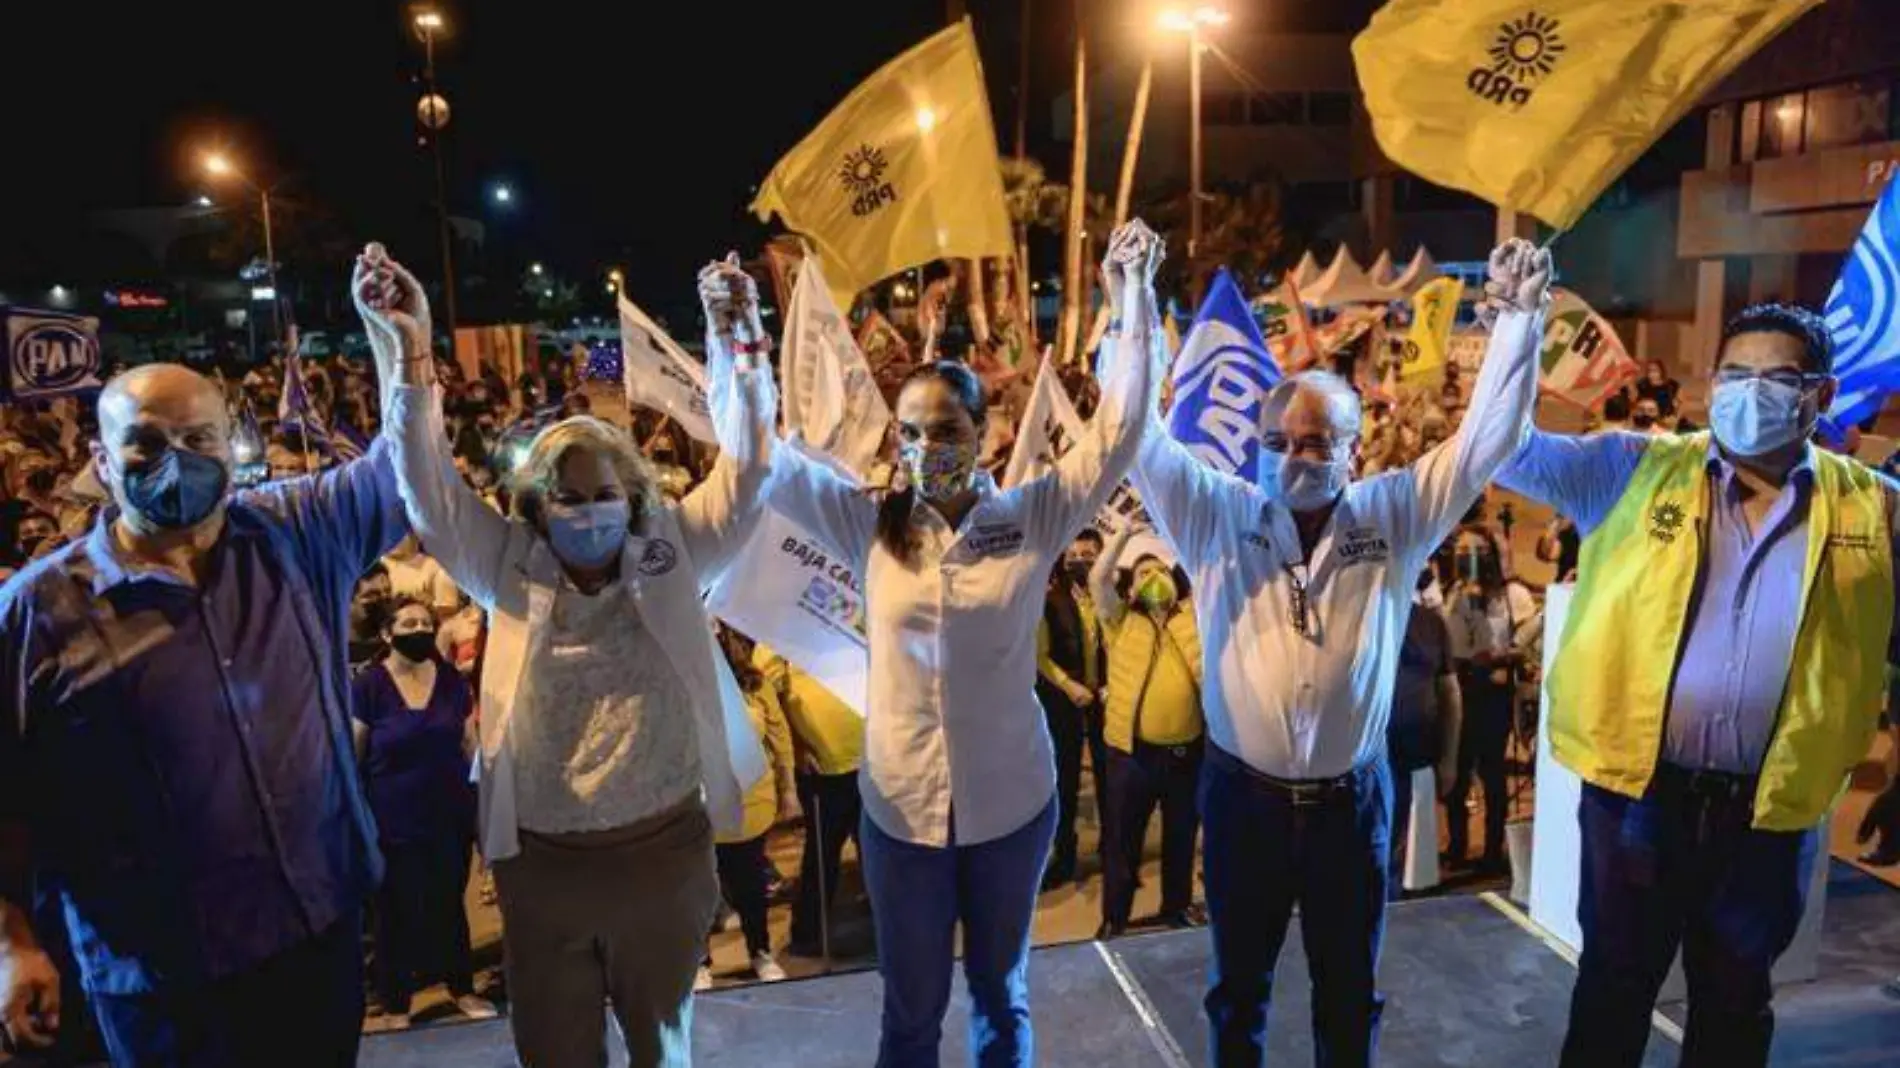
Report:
1208,744,1361,806
1652,763,1758,803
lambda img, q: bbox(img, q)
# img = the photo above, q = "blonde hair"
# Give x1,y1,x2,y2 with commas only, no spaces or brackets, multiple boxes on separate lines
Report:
508,416,662,534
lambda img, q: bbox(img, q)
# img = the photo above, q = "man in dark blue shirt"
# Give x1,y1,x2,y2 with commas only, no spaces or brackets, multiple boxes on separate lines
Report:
0,363,404,1066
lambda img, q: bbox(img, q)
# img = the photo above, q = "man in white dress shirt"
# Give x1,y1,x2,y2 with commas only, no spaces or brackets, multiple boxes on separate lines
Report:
1106,239,1552,1066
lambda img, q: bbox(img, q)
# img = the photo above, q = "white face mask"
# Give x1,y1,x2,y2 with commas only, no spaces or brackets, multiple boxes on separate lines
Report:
1279,454,1349,511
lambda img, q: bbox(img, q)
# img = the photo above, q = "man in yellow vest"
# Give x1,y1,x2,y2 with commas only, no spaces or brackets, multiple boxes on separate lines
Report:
1498,303,1900,1068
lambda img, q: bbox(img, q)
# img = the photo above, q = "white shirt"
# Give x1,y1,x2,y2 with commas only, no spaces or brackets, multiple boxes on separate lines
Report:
1445,582,1538,661
383,551,460,613
766,329,1157,847
1114,309,1544,780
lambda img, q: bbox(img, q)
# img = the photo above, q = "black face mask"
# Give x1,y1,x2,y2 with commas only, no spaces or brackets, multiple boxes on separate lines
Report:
1631,413,1656,430
354,595,392,633
390,630,438,663
1064,560,1093,583
122,448,230,530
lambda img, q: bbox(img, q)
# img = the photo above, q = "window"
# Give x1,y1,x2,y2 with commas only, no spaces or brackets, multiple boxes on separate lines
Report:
1204,90,1247,127
1247,92,1303,126
1804,79,1891,151
1307,92,1353,127
1737,100,1762,162
1760,91,1805,158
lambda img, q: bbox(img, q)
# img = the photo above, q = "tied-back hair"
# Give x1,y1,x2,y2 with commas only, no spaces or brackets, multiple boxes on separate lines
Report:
876,361,988,566
508,416,662,536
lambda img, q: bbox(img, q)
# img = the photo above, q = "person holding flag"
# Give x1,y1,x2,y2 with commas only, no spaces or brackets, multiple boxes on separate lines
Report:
1497,301,1900,1068
1106,238,1552,1066
361,245,777,1068
760,220,1164,1067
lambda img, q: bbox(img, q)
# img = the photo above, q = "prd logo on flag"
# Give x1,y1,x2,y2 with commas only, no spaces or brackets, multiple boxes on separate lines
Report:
839,144,899,218
1467,11,1567,110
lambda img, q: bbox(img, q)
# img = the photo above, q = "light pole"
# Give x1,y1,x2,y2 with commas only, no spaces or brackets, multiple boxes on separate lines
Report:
1158,5,1229,270
203,151,281,340
413,6,458,340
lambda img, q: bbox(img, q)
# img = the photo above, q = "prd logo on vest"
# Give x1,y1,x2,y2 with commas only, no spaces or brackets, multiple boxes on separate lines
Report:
839,144,899,218
1467,11,1567,110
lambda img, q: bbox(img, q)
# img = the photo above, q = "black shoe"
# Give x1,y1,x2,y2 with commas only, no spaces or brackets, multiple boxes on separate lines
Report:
1160,904,1207,930
1095,921,1126,940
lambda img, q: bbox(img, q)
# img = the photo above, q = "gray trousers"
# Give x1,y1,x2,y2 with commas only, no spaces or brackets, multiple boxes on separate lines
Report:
495,798,719,1068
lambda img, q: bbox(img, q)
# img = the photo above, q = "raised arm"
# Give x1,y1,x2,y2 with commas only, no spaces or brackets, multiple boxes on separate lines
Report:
1023,220,1166,553
1496,429,1651,538
355,246,516,611
1090,523,1137,628
1397,240,1551,554
675,256,780,580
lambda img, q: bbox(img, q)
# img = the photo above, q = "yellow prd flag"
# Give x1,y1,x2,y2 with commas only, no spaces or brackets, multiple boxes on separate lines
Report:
1353,0,1820,230
1401,276,1463,383
750,19,1013,311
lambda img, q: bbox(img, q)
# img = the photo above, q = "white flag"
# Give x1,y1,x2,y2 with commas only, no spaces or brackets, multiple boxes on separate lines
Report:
783,257,891,477
1003,353,1085,488
619,297,716,443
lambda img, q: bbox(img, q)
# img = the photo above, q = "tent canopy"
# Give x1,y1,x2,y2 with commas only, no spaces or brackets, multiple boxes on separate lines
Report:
1384,246,1443,296
1304,247,1395,307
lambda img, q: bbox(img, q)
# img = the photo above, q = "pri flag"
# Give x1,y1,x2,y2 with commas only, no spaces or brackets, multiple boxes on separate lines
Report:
1538,288,1640,411
618,296,716,444
782,257,893,477
1824,175,1900,429
1400,277,1464,383
1354,0,1819,229
1167,269,1284,481
750,19,1013,310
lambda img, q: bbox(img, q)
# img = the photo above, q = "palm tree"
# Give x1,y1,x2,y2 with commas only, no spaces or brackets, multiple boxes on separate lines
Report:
1138,179,1288,299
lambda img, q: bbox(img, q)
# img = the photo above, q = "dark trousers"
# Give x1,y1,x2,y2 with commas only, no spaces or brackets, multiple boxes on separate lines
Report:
861,800,1057,1068
792,768,862,948
1446,679,1511,864
1561,773,1817,1068
1201,747,1391,1068
373,835,475,1014
715,836,773,958
91,913,364,1068
1041,685,1107,878
1102,738,1203,927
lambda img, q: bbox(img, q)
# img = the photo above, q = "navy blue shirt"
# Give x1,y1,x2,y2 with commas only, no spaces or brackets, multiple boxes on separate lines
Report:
351,660,475,845
0,440,405,993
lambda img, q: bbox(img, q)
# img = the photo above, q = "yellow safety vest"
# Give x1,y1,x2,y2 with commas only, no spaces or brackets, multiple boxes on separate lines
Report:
1101,602,1204,752
1547,433,1893,830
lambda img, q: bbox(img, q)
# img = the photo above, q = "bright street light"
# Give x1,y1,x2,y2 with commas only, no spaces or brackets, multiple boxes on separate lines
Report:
414,9,444,33
607,268,625,285
530,262,544,275
1155,4,1227,269
1158,5,1228,31
203,153,235,179
492,183,513,205
195,195,213,208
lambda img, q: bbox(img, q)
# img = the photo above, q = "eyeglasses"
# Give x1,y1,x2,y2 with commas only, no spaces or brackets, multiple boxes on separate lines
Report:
1712,368,1826,391
1262,433,1348,460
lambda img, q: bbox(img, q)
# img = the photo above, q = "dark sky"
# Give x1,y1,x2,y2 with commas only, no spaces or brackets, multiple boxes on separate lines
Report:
0,0,1068,316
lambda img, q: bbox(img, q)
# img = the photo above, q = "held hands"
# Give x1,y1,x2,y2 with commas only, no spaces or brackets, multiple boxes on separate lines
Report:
1475,237,1553,329
351,243,435,387
1099,218,1165,320
0,942,60,1052
697,253,767,369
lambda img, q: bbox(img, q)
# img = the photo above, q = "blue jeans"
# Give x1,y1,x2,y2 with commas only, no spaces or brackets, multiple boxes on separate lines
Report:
861,799,1057,1068
90,913,363,1068
1561,772,1817,1068
1200,747,1391,1068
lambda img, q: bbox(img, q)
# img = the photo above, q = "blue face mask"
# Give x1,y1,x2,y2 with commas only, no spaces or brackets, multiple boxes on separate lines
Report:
1280,455,1349,512
546,499,631,569
1710,376,1809,457
122,447,230,529
1254,453,1283,498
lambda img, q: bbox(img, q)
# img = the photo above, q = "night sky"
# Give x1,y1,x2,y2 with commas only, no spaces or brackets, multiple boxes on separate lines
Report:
0,0,1068,317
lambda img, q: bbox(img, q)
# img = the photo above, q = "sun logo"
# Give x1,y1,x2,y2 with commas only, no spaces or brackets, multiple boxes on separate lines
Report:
1648,500,1687,544
839,144,901,218
1467,11,1567,111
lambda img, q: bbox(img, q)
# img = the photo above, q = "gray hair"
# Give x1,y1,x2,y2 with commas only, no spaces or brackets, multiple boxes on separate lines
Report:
1261,370,1361,441
508,415,662,534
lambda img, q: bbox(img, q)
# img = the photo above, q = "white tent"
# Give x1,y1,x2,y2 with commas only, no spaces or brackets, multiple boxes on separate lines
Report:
1304,247,1395,307
1289,250,1321,291
1367,250,1396,289
1384,247,1444,296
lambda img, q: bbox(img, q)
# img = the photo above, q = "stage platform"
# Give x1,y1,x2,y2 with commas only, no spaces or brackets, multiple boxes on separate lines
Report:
362,861,1900,1067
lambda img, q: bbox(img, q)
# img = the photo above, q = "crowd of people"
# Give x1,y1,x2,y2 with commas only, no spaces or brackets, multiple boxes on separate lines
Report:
1,221,1897,1068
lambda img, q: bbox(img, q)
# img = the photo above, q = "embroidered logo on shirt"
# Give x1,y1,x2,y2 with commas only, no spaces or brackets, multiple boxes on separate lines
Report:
1648,501,1686,544
637,538,679,576
1827,531,1878,552
964,522,1026,558
1337,527,1391,563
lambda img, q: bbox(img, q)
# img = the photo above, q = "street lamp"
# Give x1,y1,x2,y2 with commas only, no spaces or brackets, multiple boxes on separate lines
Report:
201,149,281,338
529,262,544,276
491,183,513,205
1157,4,1229,266
411,4,458,338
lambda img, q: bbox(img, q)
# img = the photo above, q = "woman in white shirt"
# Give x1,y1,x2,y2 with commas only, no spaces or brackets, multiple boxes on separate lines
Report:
764,222,1163,1067
1443,525,1538,872
355,248,775,1068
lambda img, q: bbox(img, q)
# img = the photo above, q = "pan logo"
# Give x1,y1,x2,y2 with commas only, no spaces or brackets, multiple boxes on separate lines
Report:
1467,11,1567,110
839,144,899,218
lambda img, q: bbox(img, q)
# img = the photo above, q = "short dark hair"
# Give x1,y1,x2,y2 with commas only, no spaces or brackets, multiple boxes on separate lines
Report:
1720,303,1832,374
1072,529,1104,548
1603,393,1631,422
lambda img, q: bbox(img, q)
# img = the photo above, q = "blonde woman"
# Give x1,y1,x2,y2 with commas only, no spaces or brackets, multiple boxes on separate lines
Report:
355,247,776,1068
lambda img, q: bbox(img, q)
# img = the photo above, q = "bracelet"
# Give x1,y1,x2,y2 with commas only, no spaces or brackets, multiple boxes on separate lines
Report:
733,336,774,357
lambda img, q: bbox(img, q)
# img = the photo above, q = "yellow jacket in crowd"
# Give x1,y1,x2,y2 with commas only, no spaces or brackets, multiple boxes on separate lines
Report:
755,645,864,776
1089,530,1204,753
721,681,800,845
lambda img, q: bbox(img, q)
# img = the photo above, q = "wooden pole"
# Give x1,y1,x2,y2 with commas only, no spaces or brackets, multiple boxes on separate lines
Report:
1058,0,1089,366
1112,58,1154,230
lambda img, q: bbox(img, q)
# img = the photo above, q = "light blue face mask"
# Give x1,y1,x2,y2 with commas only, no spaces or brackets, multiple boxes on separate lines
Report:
546,498,632,569
1279,454,1349,511
1710,376,1810,457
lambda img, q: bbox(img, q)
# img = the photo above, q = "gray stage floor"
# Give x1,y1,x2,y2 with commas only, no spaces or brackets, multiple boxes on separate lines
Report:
361,861,1898,1067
